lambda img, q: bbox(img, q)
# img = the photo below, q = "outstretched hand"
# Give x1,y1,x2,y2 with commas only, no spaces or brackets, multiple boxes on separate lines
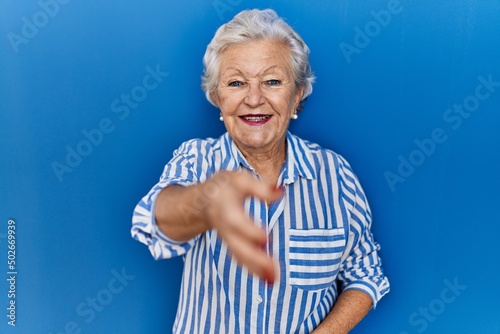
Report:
201,171,283,282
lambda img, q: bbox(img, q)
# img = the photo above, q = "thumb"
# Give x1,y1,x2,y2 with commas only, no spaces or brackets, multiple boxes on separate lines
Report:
233,171,284,203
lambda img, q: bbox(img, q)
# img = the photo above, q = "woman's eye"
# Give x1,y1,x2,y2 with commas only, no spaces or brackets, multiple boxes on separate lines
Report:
266,79,281,86
228,81,243,87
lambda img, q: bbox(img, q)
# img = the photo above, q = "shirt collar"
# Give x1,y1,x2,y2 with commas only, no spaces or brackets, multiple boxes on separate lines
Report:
221,131,317,183
221,132,253,171
283,131,316,184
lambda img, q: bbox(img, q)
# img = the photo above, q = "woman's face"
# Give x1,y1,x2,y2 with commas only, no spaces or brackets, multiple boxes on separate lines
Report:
213,39,303,154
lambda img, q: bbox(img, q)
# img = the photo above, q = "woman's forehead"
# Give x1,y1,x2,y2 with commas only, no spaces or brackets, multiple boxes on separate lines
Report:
219,40,292,76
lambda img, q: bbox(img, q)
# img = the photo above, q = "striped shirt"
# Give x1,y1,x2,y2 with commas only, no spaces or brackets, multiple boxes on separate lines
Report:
131,131,390,333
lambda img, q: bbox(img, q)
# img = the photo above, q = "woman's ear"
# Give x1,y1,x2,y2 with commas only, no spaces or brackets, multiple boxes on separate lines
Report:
293,86,304,110
212,90,221,107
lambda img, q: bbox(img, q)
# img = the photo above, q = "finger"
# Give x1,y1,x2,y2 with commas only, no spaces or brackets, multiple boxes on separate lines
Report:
214,201,275,280
225,231,276,282
217,207,268,247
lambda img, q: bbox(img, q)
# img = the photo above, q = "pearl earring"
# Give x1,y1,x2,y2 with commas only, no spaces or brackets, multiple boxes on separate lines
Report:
219,114,223,121
292,113,298,120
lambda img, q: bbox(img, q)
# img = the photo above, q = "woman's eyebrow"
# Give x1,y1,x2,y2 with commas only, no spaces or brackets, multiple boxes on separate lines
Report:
261,65,285,75
222,68,245,75
221,65,286,79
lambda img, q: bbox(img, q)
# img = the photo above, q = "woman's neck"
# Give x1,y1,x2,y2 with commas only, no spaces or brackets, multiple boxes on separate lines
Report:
238,140,287,186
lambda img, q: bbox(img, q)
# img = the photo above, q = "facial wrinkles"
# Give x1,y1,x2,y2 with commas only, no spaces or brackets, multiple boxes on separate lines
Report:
219,43,294,88
213,40,302,155
219,68,295,112
215,41,297,117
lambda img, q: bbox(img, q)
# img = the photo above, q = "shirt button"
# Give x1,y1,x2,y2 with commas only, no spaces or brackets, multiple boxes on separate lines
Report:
256,295,263,304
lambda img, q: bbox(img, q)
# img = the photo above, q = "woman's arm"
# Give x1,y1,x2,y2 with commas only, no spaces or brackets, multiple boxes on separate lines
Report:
155,171,281,282
312,290,373,334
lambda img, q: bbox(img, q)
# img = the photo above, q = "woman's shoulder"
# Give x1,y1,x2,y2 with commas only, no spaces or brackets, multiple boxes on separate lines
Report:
288,133,357,180
172,133,226,157
289,132,349,164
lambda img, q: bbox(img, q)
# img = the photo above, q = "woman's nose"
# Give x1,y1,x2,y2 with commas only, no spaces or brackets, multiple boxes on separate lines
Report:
244,83,265,107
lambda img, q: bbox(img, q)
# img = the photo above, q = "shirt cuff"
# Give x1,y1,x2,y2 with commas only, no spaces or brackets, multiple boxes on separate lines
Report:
342,277,390,309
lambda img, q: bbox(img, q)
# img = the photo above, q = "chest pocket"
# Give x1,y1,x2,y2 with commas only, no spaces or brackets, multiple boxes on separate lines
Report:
288,227,346,291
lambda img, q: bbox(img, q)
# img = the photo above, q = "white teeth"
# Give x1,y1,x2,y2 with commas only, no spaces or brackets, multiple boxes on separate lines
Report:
244,116,269,121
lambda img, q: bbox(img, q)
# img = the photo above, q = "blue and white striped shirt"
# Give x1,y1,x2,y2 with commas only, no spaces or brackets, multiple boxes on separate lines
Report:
131,131,390,333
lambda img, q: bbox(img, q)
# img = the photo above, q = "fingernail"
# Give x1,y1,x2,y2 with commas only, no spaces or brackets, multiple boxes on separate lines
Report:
264,268,275,284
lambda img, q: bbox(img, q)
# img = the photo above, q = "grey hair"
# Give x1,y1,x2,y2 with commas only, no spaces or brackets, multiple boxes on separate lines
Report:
202,8,315,111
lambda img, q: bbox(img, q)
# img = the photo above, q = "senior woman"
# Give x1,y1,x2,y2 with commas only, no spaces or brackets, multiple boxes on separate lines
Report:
132,8,389,334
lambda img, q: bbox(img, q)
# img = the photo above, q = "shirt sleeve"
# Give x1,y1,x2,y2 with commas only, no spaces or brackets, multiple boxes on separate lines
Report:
131,139,202,260
336,156,390,308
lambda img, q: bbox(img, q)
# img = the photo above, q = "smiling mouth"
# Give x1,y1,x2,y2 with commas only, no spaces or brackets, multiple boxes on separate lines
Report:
238,114,272,126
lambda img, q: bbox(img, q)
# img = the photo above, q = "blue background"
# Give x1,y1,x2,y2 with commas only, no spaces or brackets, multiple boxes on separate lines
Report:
1,0,499,333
